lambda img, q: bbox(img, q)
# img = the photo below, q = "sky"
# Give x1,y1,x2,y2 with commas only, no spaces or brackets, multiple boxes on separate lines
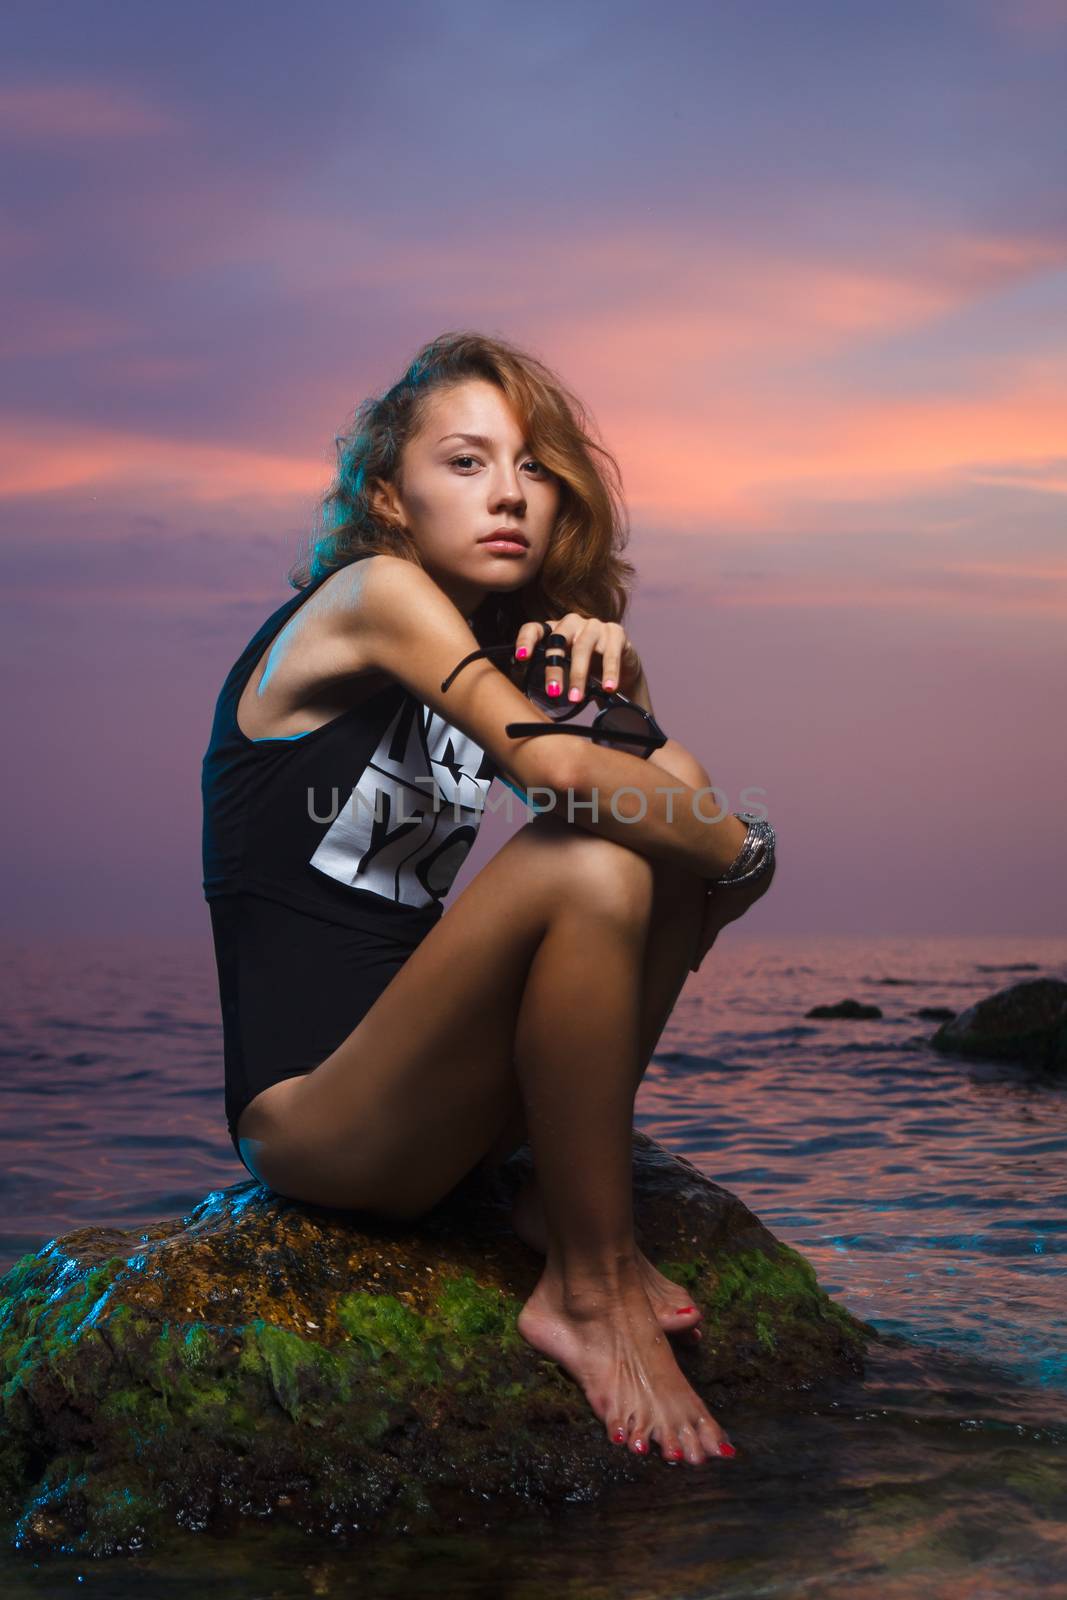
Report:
1,0,1064,937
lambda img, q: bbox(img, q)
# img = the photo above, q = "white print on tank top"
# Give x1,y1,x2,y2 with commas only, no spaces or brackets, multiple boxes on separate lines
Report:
308,697,493,908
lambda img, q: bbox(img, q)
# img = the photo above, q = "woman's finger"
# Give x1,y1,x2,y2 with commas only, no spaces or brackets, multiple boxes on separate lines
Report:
541,625,571,700
590,623,628,699
513,619,553,663
516,613,638,703
564,622,604,702
560,619,632,702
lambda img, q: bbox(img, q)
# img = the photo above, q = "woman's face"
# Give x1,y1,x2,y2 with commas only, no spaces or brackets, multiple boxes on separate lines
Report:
372,377,561,618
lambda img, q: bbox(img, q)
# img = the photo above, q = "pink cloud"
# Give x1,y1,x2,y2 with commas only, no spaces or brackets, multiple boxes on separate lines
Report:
600,373,1067,531
548,225,1067,396
701,565,1067,616
0,81,177,141
0,303,135,358
0,414,324,502
973,0,1067,41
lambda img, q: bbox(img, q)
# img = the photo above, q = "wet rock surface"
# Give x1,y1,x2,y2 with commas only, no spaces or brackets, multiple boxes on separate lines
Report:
0,1131,875,1556
806,998,884,1019
929,978,1067,1073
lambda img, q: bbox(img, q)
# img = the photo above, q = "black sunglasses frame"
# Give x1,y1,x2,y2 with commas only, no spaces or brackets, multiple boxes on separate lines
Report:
440,634,670,758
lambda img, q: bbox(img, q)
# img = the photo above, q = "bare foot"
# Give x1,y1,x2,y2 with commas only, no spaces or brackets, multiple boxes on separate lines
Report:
517,1264,736,1464
510,1175,703,1342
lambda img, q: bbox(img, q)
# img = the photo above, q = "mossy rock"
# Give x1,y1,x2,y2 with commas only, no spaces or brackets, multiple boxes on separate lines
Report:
0,1130,875,1555
930,978,1067,1073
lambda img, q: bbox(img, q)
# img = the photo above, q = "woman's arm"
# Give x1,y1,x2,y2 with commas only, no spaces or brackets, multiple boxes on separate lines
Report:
690,852,776,971
541,734,751,879
328,554,591,798
533,654,750,877
337,556,752,881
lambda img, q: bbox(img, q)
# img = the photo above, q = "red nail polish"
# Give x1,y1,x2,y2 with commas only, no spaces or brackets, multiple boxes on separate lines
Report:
633,1438,648,1454
718,1441,737,1457
612,1427,627,1443
675,1305,695,1314
546,682,561,697
515,647,528,659
666,1447,683,1460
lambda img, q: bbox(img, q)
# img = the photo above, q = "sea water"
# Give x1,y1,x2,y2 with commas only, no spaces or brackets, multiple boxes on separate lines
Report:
1,930,1065,1597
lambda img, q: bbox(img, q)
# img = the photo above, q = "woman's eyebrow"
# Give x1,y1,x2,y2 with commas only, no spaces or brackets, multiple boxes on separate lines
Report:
437,431,531,450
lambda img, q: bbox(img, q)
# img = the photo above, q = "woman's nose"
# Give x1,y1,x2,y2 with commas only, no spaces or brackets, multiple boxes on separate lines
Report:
494,484,526,512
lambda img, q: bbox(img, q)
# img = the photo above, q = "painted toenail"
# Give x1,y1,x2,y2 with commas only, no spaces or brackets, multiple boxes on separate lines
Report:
612,1428,627,1443
633,1438,648,1453
718,1441,737,1457
667,1447,683,1460
675,1305,695,1314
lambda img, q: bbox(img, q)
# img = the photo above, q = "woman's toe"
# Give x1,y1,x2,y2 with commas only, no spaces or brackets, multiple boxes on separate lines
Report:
628,1417,651,1455
697,1413,733,1458
676,1422,707,1464
657,1296,703,1332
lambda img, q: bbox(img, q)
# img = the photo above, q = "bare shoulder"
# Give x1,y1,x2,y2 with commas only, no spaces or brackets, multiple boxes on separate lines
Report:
234,562,396,739
339,551,468,666
302,553,430,675
351,551,450,616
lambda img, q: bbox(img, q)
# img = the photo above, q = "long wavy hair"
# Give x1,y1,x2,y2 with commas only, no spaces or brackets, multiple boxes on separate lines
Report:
287,330,636,647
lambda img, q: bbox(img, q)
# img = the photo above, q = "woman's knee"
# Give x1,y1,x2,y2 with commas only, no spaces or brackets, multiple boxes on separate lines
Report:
648,738,712,794
524,813,656,926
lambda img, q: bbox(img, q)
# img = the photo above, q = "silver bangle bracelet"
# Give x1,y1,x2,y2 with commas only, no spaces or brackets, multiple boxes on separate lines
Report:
708,813,776,890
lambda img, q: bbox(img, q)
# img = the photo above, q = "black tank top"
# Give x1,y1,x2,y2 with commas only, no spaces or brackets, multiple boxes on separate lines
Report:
200,555,499,939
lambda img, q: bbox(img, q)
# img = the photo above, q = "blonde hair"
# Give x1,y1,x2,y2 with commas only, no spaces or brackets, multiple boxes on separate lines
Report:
288,330,636,645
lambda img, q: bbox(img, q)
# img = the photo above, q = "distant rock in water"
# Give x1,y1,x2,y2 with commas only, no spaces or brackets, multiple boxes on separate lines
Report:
930,978,1067,1073
974,962,1041,974
872,977,919,986
0,1131,874,1557
916,1006,957,1022
806,998,884,1019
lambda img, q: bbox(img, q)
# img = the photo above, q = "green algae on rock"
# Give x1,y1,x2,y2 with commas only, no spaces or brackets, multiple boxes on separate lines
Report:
0,1130,876,1556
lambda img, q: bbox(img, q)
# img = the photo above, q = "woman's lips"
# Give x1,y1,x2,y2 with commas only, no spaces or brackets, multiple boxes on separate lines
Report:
478,539,528,553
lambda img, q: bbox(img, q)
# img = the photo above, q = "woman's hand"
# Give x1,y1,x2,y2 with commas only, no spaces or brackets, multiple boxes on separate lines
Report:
513,615,645,702
690,853,777,973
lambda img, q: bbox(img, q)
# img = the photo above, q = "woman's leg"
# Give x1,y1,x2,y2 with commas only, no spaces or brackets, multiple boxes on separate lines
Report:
237,811,730,1464
497,834,709,1332
483,745,713,1312
503,849,730,1465
485,844,707,1171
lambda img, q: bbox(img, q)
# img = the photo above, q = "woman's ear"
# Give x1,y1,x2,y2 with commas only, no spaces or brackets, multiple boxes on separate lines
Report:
367,476,404,529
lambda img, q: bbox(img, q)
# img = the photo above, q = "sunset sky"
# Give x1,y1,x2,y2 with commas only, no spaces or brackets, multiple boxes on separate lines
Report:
2,0,1064,936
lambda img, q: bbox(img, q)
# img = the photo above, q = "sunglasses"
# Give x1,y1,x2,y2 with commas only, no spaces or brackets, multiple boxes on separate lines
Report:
440,628,669,758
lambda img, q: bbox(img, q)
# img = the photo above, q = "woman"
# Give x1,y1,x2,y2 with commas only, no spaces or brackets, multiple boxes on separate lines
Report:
201,330,776,1468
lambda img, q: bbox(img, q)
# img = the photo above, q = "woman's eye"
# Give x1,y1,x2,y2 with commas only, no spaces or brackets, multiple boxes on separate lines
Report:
448,455,548,476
